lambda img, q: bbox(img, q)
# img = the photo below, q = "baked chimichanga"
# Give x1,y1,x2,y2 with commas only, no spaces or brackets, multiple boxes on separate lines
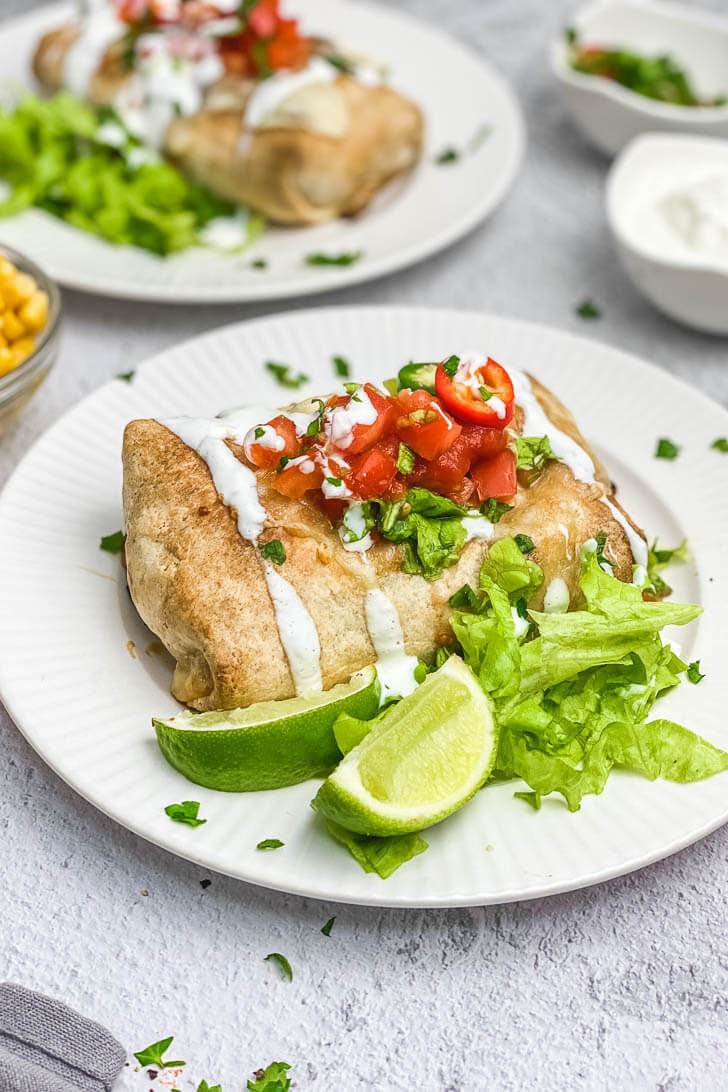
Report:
122,351,651,712
32,0,423,225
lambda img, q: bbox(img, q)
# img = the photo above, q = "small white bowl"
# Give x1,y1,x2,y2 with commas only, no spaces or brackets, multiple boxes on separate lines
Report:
551,0,728,155
606,132,728,333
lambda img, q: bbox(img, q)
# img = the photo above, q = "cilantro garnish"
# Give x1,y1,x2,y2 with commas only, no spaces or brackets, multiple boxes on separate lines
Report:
655,437,680,460
516,435,559,471
449,583,480,609
260,539,286,564
198,1082,222,1092
265,361,309,389
436,147,459,164
321,916,336,936
687,660,705,684
306,398,326,437
576,299,600,319
481,497,513,523
324,53,355,74
277,455,290,472
479,385,493,401
435,124,491,164
594,529,612,571
254,426,265,439
100,530,125,554
396,442,415,475
333,354,350,378
711,437,728,452
514,534,535,554
247,1062,292,1091
133,1037,185,1069
343,382,361,396
116,370,135,383
305,251,362,267
565,25,578,44
164,801,206,827
441,354,460,378
251,258,268,270
257,838,284,850
264,952,293,981
325,476,343,487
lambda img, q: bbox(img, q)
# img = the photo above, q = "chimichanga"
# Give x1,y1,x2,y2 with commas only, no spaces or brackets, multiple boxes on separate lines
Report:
32,2,424,225
122,356,648,712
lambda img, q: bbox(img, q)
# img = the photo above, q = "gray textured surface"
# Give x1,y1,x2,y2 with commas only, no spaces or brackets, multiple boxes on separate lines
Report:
2,1,728,1089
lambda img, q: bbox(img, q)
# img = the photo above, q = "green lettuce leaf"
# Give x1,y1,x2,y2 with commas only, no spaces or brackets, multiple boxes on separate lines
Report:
322,819,428,878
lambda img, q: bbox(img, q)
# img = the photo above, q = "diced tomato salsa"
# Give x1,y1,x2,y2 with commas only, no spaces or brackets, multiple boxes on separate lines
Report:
244,357,519,525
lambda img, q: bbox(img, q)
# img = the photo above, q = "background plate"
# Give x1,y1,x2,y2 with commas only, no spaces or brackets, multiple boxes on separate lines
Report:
0,0,524,303
0,306,725,908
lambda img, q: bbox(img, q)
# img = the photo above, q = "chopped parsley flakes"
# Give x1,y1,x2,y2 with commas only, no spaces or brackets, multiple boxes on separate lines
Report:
655,437,680,460
264,952,293,981
711,437,728,452
265,361,309,388
575,299,600,319
260,539,286,565
164,800,206,827
333,354,350,377
99,530,125,554
481,497,513,523
305,251,362,267
514,534,535,554
441,354,460,378
116,370,135,383
257,838,284,850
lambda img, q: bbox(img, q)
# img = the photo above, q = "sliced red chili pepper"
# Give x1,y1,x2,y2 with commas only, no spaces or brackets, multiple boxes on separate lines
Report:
435,355,514,428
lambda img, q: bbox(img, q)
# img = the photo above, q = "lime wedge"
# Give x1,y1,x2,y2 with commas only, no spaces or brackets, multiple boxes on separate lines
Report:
154,666,380,792
312,655,497,836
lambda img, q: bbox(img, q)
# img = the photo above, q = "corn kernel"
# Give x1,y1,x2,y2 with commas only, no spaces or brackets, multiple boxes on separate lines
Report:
0,333,7,349
2,310,25,342
10,336,35,365
0,257,14,279
3,272,36,309
0,347,16,377
18,291,49,333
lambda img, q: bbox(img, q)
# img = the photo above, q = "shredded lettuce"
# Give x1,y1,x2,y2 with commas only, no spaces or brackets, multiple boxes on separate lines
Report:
322,819,428,879
0,93,263,255
451,538,724,811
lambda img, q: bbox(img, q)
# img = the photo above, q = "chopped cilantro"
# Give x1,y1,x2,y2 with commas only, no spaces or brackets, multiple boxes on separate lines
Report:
479,385,493,401
260,539,286,565
197,1082,222,1092
436,147,459,164
247,1062,292,1091
576,299,600,319
655,437,680,460
333,354,350,378
164,801,206,827
514,534,535,554
321,916,336,936
265,361,309,389
711,437,728,452
116,370,135,383
257,838,284,850
436,124,491,164
396,442,415,475
305,251,362,267
306,399,326,437
687,660,705,684
133,1037,185,1069
254,426,265,439
516,435,559,471
264,952,293,981
481,497,513,523
324,53,355,74
343,382,361,396
441,354,460,378
277,455,290,472
595,529,612,572
325,476,343,487
251,258,268,270
565,25,578,45
449,583,480,609
99,530,125,554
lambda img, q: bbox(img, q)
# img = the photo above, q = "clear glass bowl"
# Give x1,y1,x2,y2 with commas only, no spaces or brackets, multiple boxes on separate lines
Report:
0,245,62,435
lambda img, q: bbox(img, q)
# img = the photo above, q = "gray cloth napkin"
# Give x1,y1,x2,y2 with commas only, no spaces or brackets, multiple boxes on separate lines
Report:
0,984,125,1092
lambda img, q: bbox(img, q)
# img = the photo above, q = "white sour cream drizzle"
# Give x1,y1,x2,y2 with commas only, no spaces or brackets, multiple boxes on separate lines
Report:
602,498,649,586
511,607,530,639
159,408,323,694
245,56,343,136
325,389,378,450
454,352,509,420
364,589,419,702
543,577,570,614
462,515,495,543
63,2,125,99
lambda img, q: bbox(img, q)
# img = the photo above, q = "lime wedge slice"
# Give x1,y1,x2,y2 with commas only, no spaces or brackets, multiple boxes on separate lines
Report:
312,655,497,836
154,666,380,792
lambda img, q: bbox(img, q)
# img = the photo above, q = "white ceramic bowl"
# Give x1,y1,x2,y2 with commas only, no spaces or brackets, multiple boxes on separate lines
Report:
551,0,728,155
606,132,728,333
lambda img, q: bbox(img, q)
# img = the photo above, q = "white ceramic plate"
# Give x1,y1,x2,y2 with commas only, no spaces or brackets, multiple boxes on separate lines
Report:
0,1,524,303
0,306,726,908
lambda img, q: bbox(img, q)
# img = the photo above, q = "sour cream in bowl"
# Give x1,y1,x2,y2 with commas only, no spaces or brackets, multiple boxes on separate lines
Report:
606,132,728,334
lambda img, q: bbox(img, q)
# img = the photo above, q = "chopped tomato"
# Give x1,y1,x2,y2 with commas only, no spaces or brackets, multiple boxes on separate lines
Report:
272,458,323,499
408,434,471,489
332,384,395,456
244,414,299,470
471,449,517,502
435,355,514,428
441,477,476,506
395,389,461,460
321,497,347,524
382,477,408,502
346,449,398,500
267,19,311,69
461,424,508,460
248,0,279,36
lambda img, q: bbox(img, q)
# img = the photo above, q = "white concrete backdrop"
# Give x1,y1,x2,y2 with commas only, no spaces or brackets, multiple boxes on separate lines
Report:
1,0,728,1089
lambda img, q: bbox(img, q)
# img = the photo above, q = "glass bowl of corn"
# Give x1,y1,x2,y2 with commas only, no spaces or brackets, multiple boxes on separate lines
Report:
0,244,61,433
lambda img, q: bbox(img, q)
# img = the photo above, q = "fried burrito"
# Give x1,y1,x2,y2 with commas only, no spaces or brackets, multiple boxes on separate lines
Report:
122,352,651,712
33,0,423,225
